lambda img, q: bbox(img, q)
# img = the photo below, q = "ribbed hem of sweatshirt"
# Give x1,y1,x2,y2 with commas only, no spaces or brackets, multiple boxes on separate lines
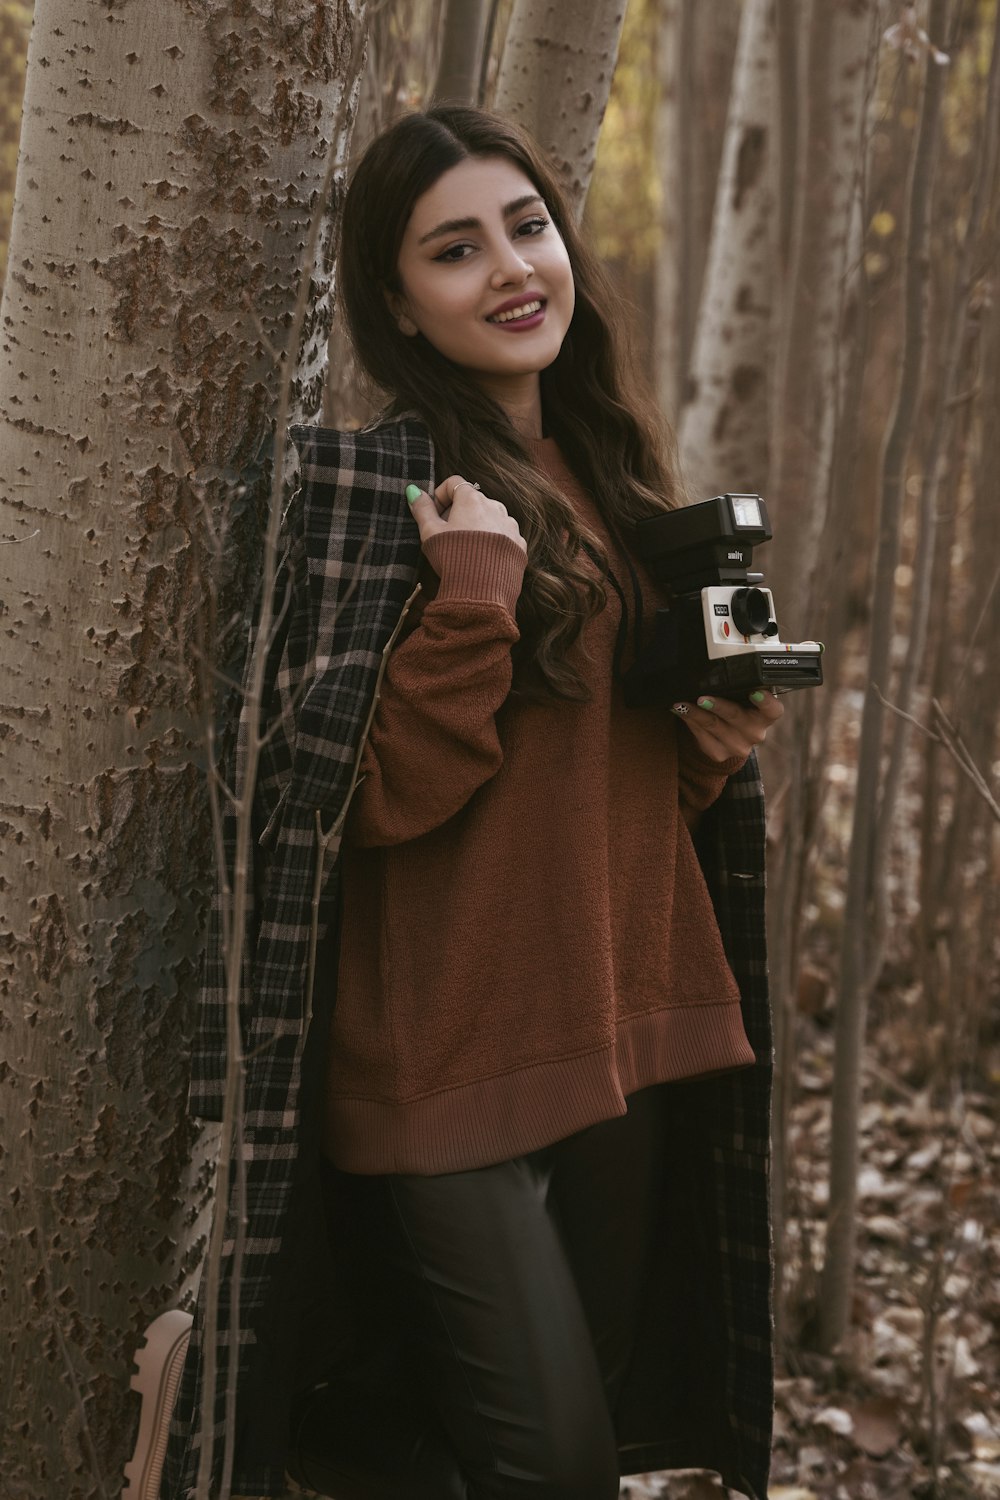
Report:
323,999,756,1177
681,744,749,779
689,747,749,780
421,528,526,612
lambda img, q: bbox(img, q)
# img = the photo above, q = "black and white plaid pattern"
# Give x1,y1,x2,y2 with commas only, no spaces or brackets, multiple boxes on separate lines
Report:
162,416,774,1500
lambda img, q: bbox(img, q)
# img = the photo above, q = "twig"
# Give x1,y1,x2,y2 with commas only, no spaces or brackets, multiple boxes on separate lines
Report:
869,681,939,740
955,554,1000,692
862,1054,919,1102
870,683,1000,820
204,740,239,809
931,697,1000,819
943,381,980,410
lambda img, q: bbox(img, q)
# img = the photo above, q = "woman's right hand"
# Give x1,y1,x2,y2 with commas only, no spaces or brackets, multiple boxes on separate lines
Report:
406,474,527,557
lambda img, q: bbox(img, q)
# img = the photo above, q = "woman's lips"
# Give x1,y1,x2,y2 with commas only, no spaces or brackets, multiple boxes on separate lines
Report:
486,298,547,331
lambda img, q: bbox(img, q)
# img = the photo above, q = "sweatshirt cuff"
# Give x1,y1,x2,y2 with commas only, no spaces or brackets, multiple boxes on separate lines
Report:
421,530,527,613
681,744,749,779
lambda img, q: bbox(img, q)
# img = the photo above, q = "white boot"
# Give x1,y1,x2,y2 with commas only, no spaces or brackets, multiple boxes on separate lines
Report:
123,1309,193,1500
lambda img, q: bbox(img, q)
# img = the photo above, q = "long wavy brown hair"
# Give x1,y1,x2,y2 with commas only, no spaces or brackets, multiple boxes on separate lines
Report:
339,105,685,702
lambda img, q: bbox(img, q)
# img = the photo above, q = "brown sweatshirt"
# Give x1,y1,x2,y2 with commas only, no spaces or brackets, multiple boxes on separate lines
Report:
323,438,754,1175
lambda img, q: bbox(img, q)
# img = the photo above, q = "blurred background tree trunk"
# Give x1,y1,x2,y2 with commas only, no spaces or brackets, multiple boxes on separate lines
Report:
433,0,491,104
656,0,742,420
759,0,880,1345
768,0,879,639
323,0,446,429
0,2,367,1492
652,0,688,420
820,0,953,1354
677,0,777,499
0,1,32,286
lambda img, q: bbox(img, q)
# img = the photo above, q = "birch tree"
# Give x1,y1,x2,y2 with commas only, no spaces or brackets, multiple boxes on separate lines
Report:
433,0,491,105
652,0,687,419
653,0,740,421
494,0,629,214
0,0,32,287
672,0,877,1224
677,0,777,498
819,0,953,1353
325,0,444,430
0,1,366,1492
767,0,879,634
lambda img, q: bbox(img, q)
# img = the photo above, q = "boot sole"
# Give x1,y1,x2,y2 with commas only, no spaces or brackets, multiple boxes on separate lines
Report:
123,1309,193,1500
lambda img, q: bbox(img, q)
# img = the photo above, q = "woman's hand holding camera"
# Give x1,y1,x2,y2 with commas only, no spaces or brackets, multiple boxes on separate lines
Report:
672,690,784,763
405,474,527,557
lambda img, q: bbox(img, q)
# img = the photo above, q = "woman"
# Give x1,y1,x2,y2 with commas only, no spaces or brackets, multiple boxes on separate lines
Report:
131,106,780,1500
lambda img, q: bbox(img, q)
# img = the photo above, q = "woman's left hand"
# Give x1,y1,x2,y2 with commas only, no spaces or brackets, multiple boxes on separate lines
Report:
672,690,784,763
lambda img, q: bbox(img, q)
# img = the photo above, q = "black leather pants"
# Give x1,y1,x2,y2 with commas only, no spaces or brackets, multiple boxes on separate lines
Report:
289,1081,669,1500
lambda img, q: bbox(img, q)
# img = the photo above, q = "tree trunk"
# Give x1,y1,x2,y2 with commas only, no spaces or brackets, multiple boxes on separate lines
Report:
870,0,1000,986
767,0,878,638
819,0,951,1354
677,0,777,498
493,0,629,215
324,0,446,429
433,0,491,105
652,0,688,419
0,0,32,290
0,1,366,1493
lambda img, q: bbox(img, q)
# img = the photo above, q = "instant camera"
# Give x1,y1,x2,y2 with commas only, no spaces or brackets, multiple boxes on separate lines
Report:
621,492,824,708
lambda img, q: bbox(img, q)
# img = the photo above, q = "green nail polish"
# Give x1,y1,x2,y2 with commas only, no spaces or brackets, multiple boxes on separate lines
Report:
405,483,422,504
698,696,715,710
751,690,766,704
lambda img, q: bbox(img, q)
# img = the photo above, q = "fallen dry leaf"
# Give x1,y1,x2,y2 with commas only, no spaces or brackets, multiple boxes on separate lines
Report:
812,1405,854,1437
851,1395,904,1456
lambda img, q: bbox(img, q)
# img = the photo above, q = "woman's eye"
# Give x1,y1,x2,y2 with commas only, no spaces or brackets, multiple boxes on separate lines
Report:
433,217,550,263
435,243,473,263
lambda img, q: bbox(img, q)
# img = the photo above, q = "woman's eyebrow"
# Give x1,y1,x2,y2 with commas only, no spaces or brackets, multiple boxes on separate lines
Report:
417,194,544,245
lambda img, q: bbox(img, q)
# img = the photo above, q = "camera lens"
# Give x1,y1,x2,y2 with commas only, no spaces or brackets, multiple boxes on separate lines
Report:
731,587,772,636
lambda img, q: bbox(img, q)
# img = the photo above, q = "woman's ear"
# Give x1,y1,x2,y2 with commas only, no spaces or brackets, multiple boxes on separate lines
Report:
381,284,418,337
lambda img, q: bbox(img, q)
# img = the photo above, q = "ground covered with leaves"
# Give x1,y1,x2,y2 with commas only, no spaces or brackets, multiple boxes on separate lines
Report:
624,862,999,1500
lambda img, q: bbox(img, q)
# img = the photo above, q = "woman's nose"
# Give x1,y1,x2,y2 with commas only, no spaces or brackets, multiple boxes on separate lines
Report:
490,247,534,288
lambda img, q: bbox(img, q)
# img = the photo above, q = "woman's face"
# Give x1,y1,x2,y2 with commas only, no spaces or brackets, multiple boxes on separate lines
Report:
387,155,575,409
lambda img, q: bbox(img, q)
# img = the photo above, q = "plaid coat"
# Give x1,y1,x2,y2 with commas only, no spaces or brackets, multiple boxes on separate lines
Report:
162,414,774,1500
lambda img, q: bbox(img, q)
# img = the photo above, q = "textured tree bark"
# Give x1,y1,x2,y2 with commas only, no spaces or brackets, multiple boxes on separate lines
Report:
677,0,777,499
433,0,491,105
493,0,629,214
819,0,951,1354
0,1,365,1493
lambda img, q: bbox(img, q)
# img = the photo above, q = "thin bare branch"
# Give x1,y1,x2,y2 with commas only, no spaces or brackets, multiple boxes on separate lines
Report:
931,698,1000,820
870,682,1000,822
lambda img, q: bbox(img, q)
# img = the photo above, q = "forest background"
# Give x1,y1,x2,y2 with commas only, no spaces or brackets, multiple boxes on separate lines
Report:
0,1,998,1498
